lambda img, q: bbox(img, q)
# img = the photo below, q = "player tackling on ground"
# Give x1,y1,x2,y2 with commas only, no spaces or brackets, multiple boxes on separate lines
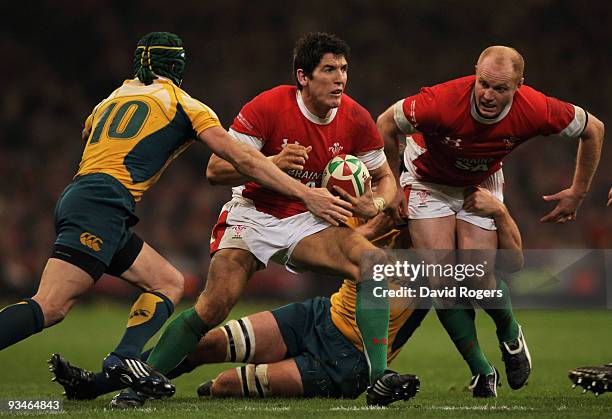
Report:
51,187,524,401
377,45,604,394
0,32,351,396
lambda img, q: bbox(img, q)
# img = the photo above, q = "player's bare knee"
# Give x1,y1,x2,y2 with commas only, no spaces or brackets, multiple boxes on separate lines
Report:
211,370,242,397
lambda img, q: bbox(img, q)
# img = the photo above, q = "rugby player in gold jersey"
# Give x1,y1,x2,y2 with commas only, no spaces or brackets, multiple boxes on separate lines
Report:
0,32,351,397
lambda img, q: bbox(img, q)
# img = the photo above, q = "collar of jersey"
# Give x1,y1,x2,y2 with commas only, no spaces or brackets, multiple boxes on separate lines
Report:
296,90,338,125
470,88,513,125
127,75,172,85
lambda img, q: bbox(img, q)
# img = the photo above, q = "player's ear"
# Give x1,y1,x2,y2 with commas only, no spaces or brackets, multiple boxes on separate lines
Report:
296,69,309,88
516,77,524,89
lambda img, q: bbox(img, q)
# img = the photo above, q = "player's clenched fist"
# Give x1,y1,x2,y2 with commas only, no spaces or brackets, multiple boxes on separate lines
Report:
463,186,505,218
271,145,312,171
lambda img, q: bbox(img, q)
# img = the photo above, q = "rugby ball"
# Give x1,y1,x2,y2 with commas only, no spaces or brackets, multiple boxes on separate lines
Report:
321,154,370,197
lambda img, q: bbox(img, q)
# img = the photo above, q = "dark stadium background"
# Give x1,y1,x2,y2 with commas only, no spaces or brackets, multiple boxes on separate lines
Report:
1,0,610,302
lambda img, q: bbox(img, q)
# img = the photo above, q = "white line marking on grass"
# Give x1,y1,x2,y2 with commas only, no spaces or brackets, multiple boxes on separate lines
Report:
232,406,290,412
330,406,387,411
427,405,533,411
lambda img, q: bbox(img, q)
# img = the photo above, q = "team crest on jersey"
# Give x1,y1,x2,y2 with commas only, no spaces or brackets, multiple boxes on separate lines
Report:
328,142,344,156
281,138,300,149
442,137,463,148
416,190,431,208
232,225,247,239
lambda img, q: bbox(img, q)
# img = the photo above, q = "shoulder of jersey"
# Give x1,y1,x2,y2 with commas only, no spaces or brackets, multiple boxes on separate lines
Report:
248,85,295,108
341,93,373,122
514,83,545,105
429,75,475,96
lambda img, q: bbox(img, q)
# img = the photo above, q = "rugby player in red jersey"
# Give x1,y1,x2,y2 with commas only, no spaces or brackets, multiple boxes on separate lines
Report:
377,46,604,395
109,32,401,408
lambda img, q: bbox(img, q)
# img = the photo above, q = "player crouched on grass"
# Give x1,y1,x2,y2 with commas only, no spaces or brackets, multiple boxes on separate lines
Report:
51,188,524,404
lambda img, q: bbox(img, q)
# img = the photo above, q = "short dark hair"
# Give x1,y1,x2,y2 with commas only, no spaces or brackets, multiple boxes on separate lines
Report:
293,32,350,90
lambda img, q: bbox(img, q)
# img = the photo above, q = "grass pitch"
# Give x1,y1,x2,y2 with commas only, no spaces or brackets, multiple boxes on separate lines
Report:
0,301,610,418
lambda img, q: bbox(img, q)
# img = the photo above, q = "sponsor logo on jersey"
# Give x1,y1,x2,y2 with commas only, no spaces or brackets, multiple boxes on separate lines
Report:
286,169,322,181
80,232,103,251
129,309,150,319
442,137,463,148
232,225,247,239
328,142,344,156
416,190,431,208
454,157,495,172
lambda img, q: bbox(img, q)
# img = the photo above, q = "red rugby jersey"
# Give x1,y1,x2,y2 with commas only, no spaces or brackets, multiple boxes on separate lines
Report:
230,85,383,218
398,75,586,186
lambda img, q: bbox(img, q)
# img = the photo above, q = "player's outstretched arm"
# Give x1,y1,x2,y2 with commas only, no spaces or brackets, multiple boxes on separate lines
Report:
207,143,312,187
541,113,605,223
199,126,352,225
463,187,523,272
377,106,404,179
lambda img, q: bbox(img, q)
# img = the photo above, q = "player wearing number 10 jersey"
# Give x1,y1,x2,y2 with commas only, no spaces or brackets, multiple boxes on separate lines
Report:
0,32,350,398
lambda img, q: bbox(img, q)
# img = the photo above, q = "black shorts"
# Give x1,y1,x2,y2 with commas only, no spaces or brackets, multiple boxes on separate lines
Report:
271,297,369,398
52,173,142,280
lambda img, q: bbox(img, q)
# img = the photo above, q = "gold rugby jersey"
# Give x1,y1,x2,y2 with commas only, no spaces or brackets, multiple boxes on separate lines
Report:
330,218,420,363
77,78,220,201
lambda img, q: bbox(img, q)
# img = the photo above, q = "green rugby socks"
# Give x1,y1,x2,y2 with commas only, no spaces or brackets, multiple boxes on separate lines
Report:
481,280,520,343
435,306,493,376
356,279,390,383
113,292,174,358
0,299,45,350
146,307,210,374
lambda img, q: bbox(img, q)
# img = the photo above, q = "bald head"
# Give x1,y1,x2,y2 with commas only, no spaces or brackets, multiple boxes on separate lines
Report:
476,46,524,83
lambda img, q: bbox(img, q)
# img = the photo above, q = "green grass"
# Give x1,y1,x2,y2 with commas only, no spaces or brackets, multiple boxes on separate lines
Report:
0,301,610,418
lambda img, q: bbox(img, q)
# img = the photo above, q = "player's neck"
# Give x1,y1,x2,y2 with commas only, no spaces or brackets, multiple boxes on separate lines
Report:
300,91,333,119
296,90,338,125
470,89,513,125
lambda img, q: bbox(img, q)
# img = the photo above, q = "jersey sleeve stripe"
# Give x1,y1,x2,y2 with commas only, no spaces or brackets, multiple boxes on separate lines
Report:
228,128,264,150
559,105,588,138
357,148,387,171
393,99,416,134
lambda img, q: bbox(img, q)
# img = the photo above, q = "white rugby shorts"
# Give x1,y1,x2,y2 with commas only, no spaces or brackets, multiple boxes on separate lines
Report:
209,198,331,272
400,169,505,231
